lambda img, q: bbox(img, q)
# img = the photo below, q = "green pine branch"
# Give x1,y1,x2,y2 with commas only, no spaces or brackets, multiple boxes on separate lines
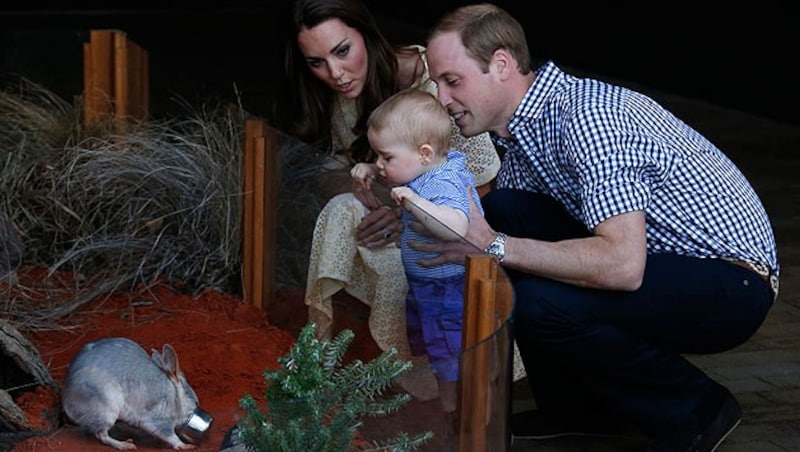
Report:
237,322,432,452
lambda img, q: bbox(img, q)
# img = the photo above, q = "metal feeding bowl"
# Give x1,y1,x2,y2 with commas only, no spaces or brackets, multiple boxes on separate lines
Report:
178,408,213,444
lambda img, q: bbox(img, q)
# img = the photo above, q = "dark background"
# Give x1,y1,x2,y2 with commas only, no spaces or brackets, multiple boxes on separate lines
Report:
1,1,798,126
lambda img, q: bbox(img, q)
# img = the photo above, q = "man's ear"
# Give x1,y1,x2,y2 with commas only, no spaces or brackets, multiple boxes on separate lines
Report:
491,48,514,79
418,143,435,164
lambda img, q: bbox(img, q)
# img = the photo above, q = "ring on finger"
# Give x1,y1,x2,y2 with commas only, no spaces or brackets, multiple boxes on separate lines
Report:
382,228,392,239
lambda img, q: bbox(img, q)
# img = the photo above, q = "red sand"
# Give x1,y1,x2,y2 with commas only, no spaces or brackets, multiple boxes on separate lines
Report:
10,278,301,451
7,259,416,452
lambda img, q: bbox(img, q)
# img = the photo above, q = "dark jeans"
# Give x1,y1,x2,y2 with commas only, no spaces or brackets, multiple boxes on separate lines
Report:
483,189,773,437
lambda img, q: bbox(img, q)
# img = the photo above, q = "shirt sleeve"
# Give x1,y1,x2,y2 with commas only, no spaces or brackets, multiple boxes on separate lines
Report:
568,103,676,229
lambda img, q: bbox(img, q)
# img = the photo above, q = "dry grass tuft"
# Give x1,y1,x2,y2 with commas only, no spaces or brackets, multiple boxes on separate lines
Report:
0,79,327,330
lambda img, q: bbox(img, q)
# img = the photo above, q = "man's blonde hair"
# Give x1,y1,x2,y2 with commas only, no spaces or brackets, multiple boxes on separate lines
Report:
428,3,531,74
367,89,451,154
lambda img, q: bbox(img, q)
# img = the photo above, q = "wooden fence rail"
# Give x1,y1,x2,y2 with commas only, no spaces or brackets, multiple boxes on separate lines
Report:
83,29,149,123
242,120,279,309
460,254,514,451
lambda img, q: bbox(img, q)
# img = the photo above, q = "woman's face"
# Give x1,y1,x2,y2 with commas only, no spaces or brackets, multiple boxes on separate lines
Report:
297,18,369,99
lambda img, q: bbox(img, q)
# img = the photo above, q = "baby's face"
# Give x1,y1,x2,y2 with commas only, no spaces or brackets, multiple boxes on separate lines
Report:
368,128,427,185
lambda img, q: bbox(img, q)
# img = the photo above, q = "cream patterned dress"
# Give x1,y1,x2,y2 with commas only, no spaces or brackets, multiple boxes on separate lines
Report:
305,46,524,401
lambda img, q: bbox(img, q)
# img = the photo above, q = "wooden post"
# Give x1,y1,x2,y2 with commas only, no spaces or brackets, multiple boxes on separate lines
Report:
84,30,114,123
458,254,498,452
127,38,149,121
241,120,278,310
261,128,279,310
113,32,128,121
83,29,149,125
251,132,266,309
242,120,260,307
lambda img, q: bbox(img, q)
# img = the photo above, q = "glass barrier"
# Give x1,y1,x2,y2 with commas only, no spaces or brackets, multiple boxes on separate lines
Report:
358,255,515,452
243,128,517,451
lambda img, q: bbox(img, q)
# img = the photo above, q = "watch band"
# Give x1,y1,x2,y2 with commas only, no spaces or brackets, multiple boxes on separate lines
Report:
483,232,508,263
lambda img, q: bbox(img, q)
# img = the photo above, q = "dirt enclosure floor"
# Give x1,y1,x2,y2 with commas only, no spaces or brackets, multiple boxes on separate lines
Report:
6,275,314,452
6,269,444,452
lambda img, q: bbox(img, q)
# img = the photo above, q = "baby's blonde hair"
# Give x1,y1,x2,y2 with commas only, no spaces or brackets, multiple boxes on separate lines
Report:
367,89,451,155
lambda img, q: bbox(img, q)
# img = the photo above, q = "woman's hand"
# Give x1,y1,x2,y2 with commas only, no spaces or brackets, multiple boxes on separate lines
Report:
352,184,383,211
351,176,400,248
356,205,402,248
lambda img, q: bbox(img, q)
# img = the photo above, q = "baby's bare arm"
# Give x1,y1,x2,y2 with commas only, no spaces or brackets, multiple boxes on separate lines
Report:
392,187,468,241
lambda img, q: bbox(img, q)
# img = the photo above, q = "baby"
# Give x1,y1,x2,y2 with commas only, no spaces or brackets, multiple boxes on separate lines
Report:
351,88,483,441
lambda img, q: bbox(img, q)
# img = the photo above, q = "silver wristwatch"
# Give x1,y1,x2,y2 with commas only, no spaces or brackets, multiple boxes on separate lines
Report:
484,232,508,263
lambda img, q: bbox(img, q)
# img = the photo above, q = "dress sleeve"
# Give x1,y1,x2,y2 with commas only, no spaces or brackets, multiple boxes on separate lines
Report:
446,121,501,186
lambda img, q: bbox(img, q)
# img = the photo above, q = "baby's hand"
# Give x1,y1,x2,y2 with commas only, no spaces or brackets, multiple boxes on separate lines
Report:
391,186,414,205
350,163,375,190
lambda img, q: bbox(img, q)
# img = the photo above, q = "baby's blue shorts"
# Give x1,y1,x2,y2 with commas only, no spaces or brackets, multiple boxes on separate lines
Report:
406,273,465,382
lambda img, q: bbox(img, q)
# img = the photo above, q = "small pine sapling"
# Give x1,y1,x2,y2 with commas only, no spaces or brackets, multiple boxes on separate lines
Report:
237,322,433,451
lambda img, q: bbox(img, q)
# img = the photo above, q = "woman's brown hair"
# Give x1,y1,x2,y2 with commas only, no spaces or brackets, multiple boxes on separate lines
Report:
275,0,399,163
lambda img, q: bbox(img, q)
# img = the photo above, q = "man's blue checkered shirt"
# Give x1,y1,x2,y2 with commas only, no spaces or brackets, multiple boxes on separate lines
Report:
492,61,778,275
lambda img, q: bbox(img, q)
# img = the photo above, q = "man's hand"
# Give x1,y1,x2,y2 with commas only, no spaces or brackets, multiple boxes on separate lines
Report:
408,186,494,265
407,231,479,265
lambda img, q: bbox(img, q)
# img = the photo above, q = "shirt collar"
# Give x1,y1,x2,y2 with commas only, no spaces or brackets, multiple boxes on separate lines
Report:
409,150,465,190
506,61,566,133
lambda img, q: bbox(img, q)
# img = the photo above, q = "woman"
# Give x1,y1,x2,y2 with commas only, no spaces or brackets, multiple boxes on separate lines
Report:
277,0,504,401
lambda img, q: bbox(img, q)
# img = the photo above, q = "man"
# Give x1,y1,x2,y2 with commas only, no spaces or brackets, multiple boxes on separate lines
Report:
417,3,778,451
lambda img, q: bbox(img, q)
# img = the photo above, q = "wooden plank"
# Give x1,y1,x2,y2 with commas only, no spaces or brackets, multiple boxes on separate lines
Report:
84,29,149,125
458,254,496,452
471,275,496,449
251,135,266,309
128,39,149,122
113,31,128,120
90,30,114,117
261,126,279,309
127,39,142,121
464,255,493,346
87,30,114,121
242,120,264,306
495,266,513,320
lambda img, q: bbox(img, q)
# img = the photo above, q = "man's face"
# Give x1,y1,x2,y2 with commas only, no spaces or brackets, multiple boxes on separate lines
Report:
427,31,501,137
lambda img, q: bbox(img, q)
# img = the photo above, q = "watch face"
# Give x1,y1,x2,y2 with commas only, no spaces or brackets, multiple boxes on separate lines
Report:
485,233,506,261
